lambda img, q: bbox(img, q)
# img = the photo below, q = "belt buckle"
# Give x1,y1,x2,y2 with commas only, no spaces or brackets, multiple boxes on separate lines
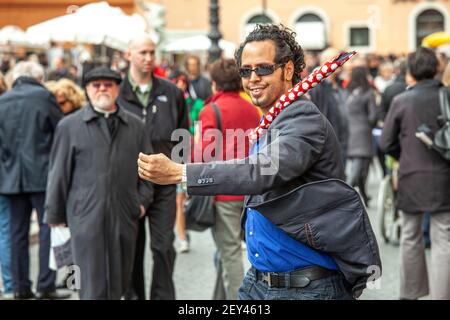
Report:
267,272,277,287
297,275,311,288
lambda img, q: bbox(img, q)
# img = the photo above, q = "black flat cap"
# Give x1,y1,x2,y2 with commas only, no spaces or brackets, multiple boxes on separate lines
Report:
83,67,122,87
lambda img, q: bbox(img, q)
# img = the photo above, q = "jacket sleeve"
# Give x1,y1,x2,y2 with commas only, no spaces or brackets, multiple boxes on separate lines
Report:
44,121,74,224
138,129,154,210
379,96,402,159
367,90,378,127
379,88,391,121
187,102,326,195
176,88,189,131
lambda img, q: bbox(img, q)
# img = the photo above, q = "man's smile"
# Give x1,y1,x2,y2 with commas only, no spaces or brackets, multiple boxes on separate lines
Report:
249,86,266,98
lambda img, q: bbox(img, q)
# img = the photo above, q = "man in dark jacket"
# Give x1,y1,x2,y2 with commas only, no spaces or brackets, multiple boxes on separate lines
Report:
0,61,66,299
185,55,212,101
375,58,408,177
118,33,189,300
378,58,407,122
44,67,154,300
380,47,450,300
309,47,349,167
137,25,381,300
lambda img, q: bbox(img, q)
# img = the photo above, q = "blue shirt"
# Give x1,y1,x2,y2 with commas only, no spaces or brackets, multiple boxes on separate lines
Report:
245,208,338,272
245,138,338,273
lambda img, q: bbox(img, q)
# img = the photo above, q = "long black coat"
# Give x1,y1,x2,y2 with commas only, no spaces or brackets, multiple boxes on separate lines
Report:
44,105,154,299
0,77,63,194
380,79,450,214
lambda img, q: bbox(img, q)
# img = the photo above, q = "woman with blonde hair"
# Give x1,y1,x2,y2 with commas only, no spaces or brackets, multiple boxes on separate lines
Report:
47,78,86,115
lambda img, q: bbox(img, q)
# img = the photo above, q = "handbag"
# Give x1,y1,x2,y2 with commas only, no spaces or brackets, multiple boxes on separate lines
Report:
184,103,222,231
184,194,215,231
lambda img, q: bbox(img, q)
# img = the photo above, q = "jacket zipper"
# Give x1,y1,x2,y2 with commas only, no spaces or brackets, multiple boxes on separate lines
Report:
142,107,147,123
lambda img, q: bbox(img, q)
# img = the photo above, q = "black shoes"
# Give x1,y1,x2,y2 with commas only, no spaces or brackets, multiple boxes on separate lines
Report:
35,290,71,300
14,290,35,300
122,290,139,300
14,289,71,300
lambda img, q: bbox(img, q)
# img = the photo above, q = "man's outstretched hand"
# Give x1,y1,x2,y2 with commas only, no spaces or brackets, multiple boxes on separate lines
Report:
138,153,183,185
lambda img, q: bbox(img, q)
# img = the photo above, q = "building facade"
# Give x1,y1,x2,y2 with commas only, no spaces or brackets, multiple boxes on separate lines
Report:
0,0,448,55
163,0,450,54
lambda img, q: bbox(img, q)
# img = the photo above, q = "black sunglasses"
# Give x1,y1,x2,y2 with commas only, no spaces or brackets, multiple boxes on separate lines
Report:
239,63,285,78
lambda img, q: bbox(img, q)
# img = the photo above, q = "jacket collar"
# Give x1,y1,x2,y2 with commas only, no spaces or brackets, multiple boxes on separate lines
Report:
204,91,240,105
121,73,166,107
410,78,442,90
82,103,129,125
127,72,152,93
12,76,44,88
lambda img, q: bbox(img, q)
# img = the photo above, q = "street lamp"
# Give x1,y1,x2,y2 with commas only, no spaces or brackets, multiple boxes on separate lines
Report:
208,0,222,64
262,0,267,15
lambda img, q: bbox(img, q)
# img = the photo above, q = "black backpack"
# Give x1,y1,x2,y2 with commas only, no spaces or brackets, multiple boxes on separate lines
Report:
416,87,450,161
435,87,450,161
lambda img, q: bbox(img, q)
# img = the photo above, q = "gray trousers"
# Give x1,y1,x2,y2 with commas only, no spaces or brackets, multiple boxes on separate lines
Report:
211,201,244,300
347,157,371,205
400,211,450,300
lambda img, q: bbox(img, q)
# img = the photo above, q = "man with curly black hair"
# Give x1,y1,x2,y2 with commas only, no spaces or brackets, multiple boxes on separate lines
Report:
137,24,360,300
235,24,305,87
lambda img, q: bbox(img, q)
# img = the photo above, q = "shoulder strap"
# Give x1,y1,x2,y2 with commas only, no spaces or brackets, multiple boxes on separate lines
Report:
211,103,222,160
211,103,222,132
439,87,450,121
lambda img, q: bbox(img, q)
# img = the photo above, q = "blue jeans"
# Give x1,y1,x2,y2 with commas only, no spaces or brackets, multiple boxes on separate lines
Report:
422,213,431,247
238,267,354,300
0,195,12,294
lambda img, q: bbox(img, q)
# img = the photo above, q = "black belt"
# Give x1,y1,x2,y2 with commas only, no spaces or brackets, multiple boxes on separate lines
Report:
253,266,338,288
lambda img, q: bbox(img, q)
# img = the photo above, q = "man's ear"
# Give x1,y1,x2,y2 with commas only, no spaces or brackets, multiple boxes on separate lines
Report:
284,60,295,83
124,49,131,62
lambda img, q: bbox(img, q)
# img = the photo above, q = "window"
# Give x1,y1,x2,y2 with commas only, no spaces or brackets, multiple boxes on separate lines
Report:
245,14,273,36
247,14,272,24
416,9,444,47
297,13,321,23
350,27,370,47
295,13,326,50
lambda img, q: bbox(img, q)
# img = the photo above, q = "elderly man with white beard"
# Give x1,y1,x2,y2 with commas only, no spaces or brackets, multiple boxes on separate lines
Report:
44,67,154,300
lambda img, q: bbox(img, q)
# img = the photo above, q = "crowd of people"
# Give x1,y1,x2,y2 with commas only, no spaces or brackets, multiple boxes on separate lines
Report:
0,24,449,300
